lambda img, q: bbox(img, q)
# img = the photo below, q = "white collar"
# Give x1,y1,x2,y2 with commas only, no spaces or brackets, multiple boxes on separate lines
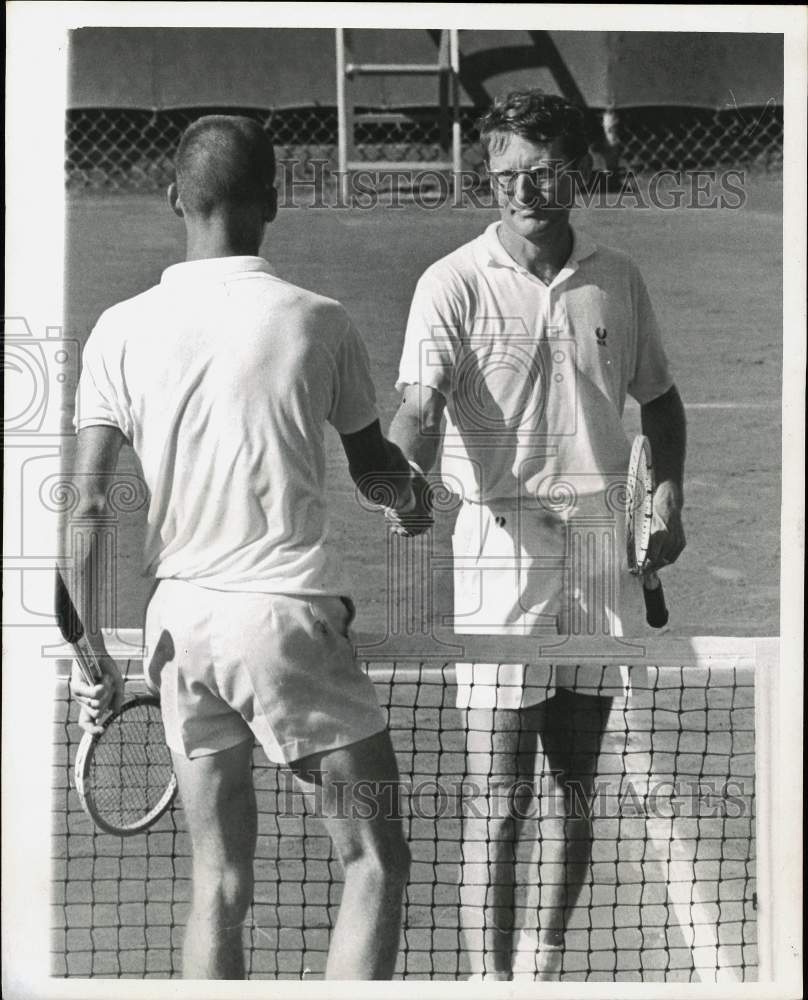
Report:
161,256,276,285
481,222,597,275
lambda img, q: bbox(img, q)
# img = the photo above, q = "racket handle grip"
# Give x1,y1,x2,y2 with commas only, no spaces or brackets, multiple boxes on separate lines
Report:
73,635,104,685
642,571,669,629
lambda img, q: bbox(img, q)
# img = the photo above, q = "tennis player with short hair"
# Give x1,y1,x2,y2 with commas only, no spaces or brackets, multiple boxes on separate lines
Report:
68,115,430,980
389,90,686,980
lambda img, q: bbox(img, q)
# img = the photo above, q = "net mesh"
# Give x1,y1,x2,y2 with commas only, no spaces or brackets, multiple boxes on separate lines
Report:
52,648,758,982
65,105,783,193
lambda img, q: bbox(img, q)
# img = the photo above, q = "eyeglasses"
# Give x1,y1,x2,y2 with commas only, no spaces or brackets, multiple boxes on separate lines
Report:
486,160,577,196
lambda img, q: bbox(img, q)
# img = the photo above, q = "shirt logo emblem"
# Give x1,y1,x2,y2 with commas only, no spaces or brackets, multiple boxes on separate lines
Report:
595,327,608,346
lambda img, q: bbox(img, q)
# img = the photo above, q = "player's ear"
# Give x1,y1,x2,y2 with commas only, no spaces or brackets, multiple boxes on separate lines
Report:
167,183,184,218
263,184,278,225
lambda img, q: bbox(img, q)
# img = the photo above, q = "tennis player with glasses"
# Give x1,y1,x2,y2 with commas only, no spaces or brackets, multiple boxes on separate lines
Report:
67,116,432,980
389,90,687,980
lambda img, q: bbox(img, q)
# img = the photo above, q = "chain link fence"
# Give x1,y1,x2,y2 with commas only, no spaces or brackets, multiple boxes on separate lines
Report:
66,104,783,193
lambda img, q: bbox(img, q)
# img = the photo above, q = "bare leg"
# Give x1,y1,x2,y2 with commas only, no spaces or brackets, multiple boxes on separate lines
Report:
290,729,410,980
517,689,613,979
171,740,257,979
459,708,538,980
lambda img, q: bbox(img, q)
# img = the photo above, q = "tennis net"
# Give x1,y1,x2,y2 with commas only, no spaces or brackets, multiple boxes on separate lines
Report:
51,634,774,982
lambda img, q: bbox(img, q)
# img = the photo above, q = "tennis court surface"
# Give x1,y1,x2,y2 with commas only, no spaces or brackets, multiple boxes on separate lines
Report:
52,634,774,982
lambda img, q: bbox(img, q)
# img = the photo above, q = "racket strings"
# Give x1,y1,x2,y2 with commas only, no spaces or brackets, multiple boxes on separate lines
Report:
628,451,653,571
88,703,173,826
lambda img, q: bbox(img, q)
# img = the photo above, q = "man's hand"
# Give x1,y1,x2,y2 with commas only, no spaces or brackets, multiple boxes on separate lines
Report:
385,467,434,537
640,384,687,574
70,653,125,735
645,480,686,572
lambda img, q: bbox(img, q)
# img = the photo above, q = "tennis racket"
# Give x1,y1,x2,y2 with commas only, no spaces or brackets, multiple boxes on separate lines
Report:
625,435,670,629
55,569,178,836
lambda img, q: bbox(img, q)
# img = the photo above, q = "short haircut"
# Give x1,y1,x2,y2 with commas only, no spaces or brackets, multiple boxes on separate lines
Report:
478,90,590,162
174,115,276,216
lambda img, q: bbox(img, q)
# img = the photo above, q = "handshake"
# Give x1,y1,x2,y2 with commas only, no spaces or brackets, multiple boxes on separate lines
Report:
383,460,434,537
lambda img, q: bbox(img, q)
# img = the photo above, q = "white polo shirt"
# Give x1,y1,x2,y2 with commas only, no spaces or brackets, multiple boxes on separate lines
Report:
397,223,673,502
75,256,378,594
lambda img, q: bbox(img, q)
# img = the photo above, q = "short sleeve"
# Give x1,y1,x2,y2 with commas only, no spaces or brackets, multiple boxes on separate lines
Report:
328,317,379,434
627,266,674,405
395,270,462,399
73,319,133,439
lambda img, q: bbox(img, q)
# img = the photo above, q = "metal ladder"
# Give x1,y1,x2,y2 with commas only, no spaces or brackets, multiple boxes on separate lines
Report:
335,28,461,202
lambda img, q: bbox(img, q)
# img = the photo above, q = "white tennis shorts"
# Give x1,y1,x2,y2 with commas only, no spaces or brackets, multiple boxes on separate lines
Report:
452,495,647,710
144,579,387,763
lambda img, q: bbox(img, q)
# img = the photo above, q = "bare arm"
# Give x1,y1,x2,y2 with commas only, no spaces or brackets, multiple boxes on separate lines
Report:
641,384,686,500
67,425,128,730
340,419,432,533
387,384,447,473
380,384,447,537
640,384,687,569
